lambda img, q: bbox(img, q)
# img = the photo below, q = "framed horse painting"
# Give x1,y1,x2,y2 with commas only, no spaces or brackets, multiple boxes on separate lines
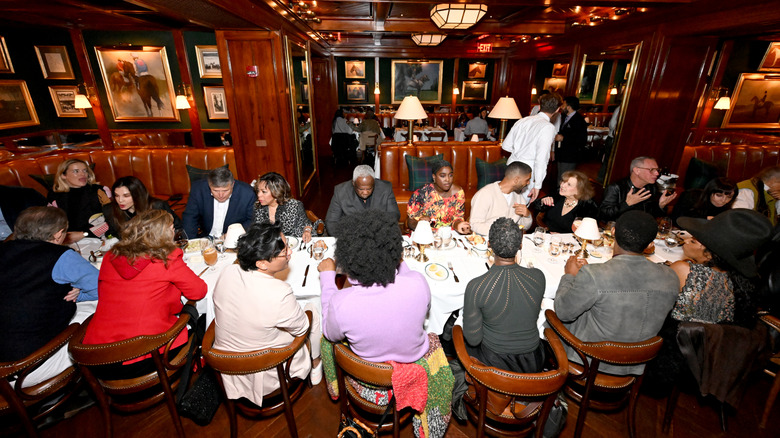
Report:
391,60,443,104
722,73,780,128
95,46,179,122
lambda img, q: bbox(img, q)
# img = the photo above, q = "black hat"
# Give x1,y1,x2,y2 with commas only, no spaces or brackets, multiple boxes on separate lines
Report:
678,209,773,278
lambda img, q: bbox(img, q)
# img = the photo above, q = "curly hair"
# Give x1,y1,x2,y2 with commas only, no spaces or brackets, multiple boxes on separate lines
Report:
255,172,292,205
111,209,176,266
615,210,657,253
431,159,452,175
333,210,403,286
236,223,286,271
53,159,97,192
489,217,522,258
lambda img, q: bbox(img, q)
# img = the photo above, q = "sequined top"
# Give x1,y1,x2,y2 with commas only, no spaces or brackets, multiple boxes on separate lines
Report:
406,183,465,229
671,262,734,324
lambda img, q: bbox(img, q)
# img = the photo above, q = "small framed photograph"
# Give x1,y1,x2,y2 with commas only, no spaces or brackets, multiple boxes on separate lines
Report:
0,37,14,73
468,62,486,79
301,60,308,79
759,42,780,72
722,73,780,128
578,61,603,104
195,45,221,78
203,85,228,120
48,86,86,117
346,82,367,102
543,77,567,94
0,80,39,130
461,81,488,100
34,46,75,79
302,82,309,102
552,63,569,78
345,60,365,79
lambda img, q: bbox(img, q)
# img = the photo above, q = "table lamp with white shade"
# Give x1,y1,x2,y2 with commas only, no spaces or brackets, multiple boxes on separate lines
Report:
487,97,522,147
574,217,601,259
395,96,428,146
412,220,434,262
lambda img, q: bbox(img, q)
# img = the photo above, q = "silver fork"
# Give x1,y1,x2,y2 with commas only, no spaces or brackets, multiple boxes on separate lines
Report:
447,262,459,283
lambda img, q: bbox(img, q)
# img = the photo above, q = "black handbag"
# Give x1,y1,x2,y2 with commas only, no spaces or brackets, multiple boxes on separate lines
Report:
337,396,394,438
177,368,222,426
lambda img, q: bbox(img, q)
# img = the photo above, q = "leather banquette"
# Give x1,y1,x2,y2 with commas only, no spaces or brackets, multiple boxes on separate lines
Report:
676,144,780,186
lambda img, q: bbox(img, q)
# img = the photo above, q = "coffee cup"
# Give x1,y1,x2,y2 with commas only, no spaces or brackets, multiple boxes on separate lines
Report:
438,226,453,246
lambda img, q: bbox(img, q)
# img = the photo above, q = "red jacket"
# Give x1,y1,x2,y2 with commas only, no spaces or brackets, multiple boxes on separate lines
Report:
84,248,206,361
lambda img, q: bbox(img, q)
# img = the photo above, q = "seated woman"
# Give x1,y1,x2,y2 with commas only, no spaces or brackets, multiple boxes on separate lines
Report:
83,209,207,377
47,159,111,241
532,170,598,233
104,176,182,237
254,172,315,243
671,177,736,226
734,166,780,226
406,159,471,234
213,223,322,405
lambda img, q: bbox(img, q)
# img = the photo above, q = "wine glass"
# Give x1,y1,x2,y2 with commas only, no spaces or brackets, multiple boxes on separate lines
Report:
658,217,672,239
202,240,218,270
173,229,189,251
214,238,226,259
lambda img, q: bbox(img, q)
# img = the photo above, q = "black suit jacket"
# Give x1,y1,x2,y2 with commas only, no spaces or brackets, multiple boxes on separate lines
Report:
325,179,399,235
182,179,255,237
0,185,47,232
557,111,588,163
598,177,666,222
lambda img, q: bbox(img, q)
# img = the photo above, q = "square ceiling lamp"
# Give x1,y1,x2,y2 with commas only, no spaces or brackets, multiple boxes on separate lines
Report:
412,34,447,46
430,4,488,30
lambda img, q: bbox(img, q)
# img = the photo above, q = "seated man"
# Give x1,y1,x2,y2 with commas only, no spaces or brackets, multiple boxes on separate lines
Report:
182,167,254,238
325,165,399,235
553,210,679,375
0,185,47,240
464,109,489,139
469,161,533,236
733,165,780,226
0,207,98,387
598,156,676,222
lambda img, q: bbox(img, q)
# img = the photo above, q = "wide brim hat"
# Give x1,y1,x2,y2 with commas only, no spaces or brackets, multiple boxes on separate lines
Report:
678,209,773,278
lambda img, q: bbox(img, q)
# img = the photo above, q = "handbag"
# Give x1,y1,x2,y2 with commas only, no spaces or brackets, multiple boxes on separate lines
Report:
337,396,395,438
177,368,222,426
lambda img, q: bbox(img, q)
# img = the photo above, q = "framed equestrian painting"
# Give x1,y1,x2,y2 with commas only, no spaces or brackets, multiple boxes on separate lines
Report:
48,86,86,117
759,42,780,72
0,37,13,73
34,46,75,80
195,45,221,78
722,73,780,128
203,86,229,120
391,60,443,103
0,80,39,130
95,46,179,122
578,61,603,104
467,62,486,79
345,60,365,79
461,81,488,101
543,77,567,95
345,81,367,102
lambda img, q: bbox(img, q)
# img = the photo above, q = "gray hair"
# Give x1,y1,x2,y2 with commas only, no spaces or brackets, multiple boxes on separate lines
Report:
208,167,234,187
630,156,654,172
352,165,375,182
14,207,68,242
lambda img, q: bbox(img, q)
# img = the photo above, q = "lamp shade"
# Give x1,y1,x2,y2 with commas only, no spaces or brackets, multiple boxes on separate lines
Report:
574,217,601,241
175,95,191,109
531,87,537,95
411,34,447,46
430,3,488,30
395,96,428,120
714,96,731,110
488,97,522,120
412,220,434,245
74,94,92,109
453,86,460,95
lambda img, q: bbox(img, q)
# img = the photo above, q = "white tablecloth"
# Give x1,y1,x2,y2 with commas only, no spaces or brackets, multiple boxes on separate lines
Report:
393,127,448,142
453,127,495,142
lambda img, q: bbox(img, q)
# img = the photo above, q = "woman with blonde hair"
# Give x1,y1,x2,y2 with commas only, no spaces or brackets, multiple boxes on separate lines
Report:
83,209,206,377
47,158,111,241
532,170,598,233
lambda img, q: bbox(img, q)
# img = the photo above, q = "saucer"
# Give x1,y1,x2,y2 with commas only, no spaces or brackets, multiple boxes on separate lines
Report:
286,235,299,250
425,263,449,281
434,239,457,250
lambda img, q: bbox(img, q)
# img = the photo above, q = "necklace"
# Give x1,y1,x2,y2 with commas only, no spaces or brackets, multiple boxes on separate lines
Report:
563,199,578,208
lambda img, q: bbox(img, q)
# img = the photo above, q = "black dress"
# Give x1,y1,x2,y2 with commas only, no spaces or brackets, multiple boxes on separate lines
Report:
671,189,731,226
47,184,108,237
532,194,599,233
103,198,183,237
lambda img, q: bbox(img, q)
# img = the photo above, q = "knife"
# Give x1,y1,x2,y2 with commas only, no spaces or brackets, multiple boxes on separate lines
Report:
302,265,310,287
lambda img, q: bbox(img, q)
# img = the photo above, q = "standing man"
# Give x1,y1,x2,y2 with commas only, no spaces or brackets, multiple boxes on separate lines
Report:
598,156,677,222
502,93,562,202
469,161,533,235
325,165,399,235
554,96,588,184
182,167,255,238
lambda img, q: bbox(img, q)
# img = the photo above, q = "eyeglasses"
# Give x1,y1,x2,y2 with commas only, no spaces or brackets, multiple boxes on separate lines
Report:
636,167,661,173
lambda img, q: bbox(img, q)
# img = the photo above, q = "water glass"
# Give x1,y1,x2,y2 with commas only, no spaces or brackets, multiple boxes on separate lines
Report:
433,235,443,249
214,238,226,259
532,228,546,251
549,236,562,257
313,246,325,261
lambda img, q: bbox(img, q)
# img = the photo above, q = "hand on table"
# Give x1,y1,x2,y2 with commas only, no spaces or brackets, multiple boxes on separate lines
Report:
302,229,312,244
65,231,86,244
625,188,652,206
64,288,80,302
564,256,588,276
318,258,336,272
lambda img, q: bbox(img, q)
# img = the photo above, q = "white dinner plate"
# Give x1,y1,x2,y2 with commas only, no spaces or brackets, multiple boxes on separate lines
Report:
286,235,299,250
424,263,449,281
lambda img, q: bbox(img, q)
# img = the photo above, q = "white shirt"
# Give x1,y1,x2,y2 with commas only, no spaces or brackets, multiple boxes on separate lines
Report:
734,188,780,215
501,113,557,189
210,197,231,237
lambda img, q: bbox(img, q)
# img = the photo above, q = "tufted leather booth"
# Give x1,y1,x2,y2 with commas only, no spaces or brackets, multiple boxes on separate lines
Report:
377,140,507,221
0,147,236,215
676,144,780,186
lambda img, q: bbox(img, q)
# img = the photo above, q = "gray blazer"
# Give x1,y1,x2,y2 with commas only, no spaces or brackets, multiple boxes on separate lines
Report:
325,179,399,235
553,254,679,375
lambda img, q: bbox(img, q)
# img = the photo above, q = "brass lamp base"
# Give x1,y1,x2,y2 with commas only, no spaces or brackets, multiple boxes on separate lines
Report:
498,119,507,147
407,122,414,146
415,244,429,262
578,239,591,259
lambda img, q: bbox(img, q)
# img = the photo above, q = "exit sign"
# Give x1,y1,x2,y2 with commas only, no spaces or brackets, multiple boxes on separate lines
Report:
477,43,492,53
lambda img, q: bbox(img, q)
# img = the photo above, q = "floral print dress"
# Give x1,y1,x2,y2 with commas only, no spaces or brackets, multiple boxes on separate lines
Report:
406,183,465,229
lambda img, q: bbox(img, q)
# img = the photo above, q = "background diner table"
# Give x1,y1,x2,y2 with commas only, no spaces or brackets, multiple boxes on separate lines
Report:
393,126,448,142
453,127,496,142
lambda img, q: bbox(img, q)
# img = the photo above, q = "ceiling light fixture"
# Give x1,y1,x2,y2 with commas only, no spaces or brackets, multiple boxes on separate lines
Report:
411,34,447,46
430,3,488,30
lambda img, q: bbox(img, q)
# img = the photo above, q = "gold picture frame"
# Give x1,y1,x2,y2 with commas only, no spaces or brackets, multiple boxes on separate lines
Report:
0,80,39,129
467,62,486,79
578,61,603,104
345,60,365,79
203,85,228,120
95,46,179,122
462,81,488,100
759,42,780,72
195,45,221,78
391,60,443,103
48,85,86,117
34,45,75,79
0,37,13,73
722,73,780,128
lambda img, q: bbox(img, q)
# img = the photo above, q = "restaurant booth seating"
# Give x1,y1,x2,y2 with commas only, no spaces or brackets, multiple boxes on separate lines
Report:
675,144,780,187
377,140,506,222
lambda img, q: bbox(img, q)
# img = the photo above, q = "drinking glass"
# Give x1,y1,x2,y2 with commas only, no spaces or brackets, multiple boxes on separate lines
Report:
433,235,443,249
214,238,226,259
202,240,218,270
658,217,672,239
549,235,562,260
313,246,325,261
532,228,546,251
174,229,189,251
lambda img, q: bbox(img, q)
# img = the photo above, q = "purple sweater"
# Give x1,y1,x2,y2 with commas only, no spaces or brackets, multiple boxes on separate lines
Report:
320,262,431,363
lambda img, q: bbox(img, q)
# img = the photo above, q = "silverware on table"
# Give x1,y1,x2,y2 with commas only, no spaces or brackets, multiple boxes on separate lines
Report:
197,267,209,277
302,265,310,287
447,261,459,283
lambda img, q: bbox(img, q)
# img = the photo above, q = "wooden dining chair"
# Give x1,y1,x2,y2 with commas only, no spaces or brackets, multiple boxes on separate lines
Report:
1,323,82,438
452,325,569,438
426,131,446,142
760,314,780,428
545,309,663,438
68,304,197,438
201,311,312,438
305,210,325,235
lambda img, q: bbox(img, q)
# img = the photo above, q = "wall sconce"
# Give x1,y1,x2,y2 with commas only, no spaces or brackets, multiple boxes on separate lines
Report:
453,86,460,95
175,84,192,110
374,83,381,95
531,87,537,95
74,83,97,109
610,86,618,95
710,87,731,110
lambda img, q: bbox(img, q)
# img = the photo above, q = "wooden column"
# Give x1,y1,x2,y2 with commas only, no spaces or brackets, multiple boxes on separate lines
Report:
69,29,112,149
172,30,204,148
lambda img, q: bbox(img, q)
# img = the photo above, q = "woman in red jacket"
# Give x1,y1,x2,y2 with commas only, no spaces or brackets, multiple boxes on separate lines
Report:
84,209,207,377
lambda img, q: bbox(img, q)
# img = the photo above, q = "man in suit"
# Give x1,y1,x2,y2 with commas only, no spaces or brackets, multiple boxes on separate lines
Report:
325,165,399,235
182,167,255,238
0,185,47,240
554,96,589,185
